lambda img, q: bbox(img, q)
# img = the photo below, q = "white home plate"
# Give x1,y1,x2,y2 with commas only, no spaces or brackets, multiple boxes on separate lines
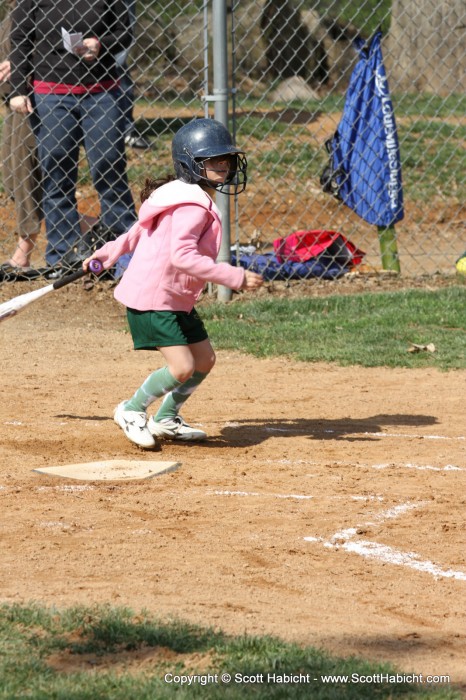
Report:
33,460,181,481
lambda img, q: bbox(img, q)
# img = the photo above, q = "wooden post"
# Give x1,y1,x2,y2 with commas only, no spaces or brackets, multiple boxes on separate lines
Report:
377,224,400,272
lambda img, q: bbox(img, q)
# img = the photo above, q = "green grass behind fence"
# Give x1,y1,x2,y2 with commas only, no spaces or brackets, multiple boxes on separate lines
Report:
201,286,466,370
1,93,465,203
0,604,460,700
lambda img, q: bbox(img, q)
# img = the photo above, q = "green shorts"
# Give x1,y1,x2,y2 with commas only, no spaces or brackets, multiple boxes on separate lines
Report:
126,308,209,350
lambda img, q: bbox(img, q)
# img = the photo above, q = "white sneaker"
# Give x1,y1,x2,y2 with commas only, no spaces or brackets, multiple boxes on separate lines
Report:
113,402,156,449
148,415,207,441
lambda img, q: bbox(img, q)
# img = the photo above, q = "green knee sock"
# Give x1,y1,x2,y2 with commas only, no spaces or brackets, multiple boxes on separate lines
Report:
153,370,209,421
125,367,182,413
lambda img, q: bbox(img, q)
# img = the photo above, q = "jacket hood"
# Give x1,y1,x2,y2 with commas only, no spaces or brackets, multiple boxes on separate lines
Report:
138,179,215,228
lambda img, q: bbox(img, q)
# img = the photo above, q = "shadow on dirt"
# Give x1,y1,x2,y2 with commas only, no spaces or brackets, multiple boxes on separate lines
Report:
206,413,440,448
51,412,441,450
55,414,113,421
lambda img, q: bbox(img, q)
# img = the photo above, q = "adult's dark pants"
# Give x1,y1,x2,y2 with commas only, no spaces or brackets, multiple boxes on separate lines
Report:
33,90,136,266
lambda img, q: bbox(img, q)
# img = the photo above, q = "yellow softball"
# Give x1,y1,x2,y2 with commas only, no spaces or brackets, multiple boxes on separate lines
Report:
455,256,466,276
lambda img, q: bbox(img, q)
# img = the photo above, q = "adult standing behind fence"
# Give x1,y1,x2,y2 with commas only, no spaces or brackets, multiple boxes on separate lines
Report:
0,0,43,275
8,0,137,273
115,0,152,150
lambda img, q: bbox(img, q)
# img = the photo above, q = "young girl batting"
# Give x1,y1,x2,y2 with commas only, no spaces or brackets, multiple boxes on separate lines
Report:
83,117,263,449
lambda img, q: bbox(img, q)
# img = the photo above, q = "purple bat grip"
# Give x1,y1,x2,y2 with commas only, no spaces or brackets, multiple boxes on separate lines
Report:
89,259,103,275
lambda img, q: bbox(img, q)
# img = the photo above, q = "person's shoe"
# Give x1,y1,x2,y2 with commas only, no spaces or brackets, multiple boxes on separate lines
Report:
124,133,153,150
114,402,156,449
0,263,42,281
148,415,207,441
44,267,63,280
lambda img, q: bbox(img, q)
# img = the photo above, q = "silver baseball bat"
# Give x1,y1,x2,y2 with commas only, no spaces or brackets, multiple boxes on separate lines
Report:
0,260,103,323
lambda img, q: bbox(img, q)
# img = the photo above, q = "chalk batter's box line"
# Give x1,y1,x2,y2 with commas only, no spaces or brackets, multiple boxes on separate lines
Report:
263,426,466,441
333,431,465,440
262,459,465,472
211,490,466,583
305,499,466,582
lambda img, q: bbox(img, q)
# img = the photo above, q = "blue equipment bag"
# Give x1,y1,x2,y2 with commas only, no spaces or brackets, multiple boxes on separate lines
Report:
231,252,349,281
321,31,404,227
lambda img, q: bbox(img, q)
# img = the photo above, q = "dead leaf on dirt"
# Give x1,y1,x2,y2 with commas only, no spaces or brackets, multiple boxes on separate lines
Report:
407,342,436,353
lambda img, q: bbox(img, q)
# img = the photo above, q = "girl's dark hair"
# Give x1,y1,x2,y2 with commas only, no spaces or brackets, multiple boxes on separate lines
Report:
140,174,175,202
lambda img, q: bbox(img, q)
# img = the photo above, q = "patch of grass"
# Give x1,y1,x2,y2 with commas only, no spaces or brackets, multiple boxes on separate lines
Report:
235,90,466,120
255,140,323,178
201,287,466,370
400,121,466,200
0,603,460,699
393,93,466,119
230,94,466,203
301,0,392,36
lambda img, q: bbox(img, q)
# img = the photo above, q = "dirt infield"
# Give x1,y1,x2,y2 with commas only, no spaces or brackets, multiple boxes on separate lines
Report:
0,281,465,690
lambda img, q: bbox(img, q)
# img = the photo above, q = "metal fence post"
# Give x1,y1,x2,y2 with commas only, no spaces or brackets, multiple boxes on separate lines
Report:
212,0,232,302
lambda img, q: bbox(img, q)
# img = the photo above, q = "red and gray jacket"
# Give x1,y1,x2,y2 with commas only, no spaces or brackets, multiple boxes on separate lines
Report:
9,0,131,97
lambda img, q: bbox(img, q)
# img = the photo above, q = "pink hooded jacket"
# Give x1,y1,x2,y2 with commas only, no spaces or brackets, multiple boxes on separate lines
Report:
94,179,245,312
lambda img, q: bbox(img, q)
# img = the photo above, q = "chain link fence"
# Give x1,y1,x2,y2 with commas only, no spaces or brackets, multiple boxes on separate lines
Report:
0,0,464,286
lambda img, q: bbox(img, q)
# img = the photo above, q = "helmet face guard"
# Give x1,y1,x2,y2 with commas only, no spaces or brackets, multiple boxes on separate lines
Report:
172,118,248,195
191,152,248,195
